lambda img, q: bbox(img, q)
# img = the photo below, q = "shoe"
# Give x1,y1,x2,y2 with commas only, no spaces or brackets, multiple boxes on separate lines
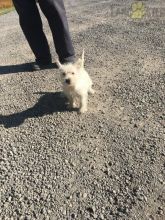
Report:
30,62,58,71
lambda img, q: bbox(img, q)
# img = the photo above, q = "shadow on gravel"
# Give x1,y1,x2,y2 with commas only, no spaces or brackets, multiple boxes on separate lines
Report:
0,63,33,74
0,92,73,128
0,63,57,74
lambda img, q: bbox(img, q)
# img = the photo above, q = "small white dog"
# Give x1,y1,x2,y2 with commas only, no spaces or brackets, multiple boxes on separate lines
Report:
56,50,94,113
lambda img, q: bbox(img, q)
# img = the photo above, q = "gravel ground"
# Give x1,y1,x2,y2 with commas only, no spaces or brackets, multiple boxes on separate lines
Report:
0,0,165,219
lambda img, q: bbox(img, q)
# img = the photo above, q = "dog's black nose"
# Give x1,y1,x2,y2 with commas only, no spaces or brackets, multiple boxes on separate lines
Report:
65,79,71,84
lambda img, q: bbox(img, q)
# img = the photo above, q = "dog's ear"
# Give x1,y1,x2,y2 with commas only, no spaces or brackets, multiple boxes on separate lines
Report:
75,49,85,69
56,59,63,69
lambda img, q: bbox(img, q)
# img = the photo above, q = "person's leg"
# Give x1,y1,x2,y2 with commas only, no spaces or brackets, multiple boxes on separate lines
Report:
38,0,75,63
13,0,51,64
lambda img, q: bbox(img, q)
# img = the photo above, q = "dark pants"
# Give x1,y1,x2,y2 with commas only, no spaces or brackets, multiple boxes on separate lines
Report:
12,0,75,64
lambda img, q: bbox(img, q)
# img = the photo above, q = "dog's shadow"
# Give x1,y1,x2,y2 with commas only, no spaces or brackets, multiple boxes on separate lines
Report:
0,92,76,128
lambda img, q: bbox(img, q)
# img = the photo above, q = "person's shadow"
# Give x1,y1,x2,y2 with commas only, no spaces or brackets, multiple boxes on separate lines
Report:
0,92,76,128
0,63,57,74
0,63,33,74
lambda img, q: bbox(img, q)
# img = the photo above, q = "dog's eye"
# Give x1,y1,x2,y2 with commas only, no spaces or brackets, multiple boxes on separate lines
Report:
72,72,75,75
62,73,66,77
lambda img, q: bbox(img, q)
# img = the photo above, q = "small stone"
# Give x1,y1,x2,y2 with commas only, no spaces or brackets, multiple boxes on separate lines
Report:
158,207,163,210
104,169,110,175
4,202,9,208
108,161,112,166
76,192,81,198
93,214,98,219
148,215,154,220
63,209,67,215
83,193,87,198
100,110,105,114
12,146,17,153
144,196,148,202
8,196,12,202
71,213,76,219
158,178,164,184
71,161,76,167
41,207,46,214
157,209,163,215
86,206,95,214
66,195,72,200
100,214,104,219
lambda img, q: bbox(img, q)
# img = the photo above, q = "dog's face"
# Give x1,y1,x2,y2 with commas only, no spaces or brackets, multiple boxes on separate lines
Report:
57,51,85,88
60,63,79,88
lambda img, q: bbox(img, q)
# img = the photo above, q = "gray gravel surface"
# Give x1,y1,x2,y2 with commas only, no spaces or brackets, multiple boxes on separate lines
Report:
0,0,165,219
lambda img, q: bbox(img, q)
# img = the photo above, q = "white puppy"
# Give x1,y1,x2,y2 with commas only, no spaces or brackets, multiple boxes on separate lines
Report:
56,51,94,113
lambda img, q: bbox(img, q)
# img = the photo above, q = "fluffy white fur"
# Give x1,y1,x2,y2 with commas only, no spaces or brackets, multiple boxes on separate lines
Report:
56,50,94,113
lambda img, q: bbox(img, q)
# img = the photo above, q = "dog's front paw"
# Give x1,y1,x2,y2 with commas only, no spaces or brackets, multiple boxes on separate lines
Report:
66,102,76,110
78,107,87,114
72,102,77,108
66,104,73,110
89,88,95,95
